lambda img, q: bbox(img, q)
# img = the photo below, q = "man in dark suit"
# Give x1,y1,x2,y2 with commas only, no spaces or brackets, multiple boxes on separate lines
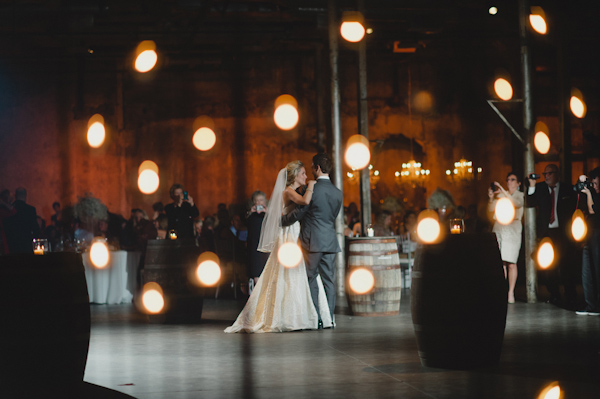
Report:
282,153,343,329
5,187,41,254
526,164,578,308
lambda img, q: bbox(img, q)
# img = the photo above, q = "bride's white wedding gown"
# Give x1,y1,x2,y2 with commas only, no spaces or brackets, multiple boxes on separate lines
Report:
224,208,333,333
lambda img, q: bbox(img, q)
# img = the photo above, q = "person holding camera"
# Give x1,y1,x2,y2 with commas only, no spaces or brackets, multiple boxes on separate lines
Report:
577,167,600,316
164,183,199,239
526,164,577,308
246,190,270,292
488,172,524,304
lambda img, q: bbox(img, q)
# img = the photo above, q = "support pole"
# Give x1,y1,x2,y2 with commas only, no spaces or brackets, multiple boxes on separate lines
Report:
328,0,346,298
357,0,371,236
519,0,538,303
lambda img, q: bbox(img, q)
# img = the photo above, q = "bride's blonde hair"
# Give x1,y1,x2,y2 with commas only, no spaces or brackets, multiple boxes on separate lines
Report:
285,160,305,187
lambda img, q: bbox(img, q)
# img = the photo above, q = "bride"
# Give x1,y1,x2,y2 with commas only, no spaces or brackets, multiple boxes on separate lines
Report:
225,161,333,333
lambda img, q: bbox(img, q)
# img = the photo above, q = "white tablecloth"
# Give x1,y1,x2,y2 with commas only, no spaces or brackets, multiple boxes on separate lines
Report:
82,250,134,304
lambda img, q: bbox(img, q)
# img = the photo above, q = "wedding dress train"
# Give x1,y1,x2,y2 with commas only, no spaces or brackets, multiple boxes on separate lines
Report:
224,220,333,333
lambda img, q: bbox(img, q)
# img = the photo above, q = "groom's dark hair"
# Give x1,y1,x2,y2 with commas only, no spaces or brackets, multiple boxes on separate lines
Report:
313,152,333,174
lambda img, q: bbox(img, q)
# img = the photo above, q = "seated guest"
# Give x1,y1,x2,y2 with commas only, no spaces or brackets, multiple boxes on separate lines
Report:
5,187,42,253
0,189,16,255
154,214,169,239
51,201,63,234
373,210,394,236
165,184,199,239
464,204,490,233
199,216,216,253
152,201,165,221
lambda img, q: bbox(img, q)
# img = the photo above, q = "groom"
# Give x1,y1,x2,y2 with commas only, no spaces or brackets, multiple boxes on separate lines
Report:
282,153,343,329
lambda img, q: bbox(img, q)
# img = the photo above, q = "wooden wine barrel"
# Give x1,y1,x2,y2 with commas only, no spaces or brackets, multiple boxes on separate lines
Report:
142,239,204,323
411,233,507,369
347,237,402,316
0,253,90,389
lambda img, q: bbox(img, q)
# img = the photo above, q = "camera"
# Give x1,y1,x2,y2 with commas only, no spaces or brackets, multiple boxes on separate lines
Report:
574,179,593,193
256,205,264,212
183,191,188,200
490,182,496,191
529,173,540,180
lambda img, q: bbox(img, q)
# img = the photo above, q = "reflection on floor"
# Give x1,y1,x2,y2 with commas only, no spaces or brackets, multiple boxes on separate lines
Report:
84,290,600,399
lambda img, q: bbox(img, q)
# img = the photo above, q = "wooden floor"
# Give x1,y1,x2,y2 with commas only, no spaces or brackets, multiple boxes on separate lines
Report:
81,288,600,399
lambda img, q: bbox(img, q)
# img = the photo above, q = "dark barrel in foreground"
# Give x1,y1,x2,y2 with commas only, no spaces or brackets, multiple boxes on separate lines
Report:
0,253,90,390
411,233,507,369
347,237,402,316
142,239,204,323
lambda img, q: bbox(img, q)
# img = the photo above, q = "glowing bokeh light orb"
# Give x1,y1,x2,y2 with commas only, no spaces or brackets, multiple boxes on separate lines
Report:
494,78,513,101
273,104,299,130
348,268,375,294
138,169,160,194
495,198,516,225
193,127,217,151
534,132,551,154
135,50,158,73
570,96,586,118
529,14,547,34
537,241,554,269
572,211,587,242
543,386,561,399
196,260,221,286
87,122,106,148
417,218,441,243
142,289,164,314
345,140,371,170
489,7,498,15
277,242,303,268
138,160,159,175
90,241,110,268
340,21,366,42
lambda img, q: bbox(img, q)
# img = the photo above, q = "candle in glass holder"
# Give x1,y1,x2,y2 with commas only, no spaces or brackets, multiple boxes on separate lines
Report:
169,230,177,240
366,224,374,237
449,218,464,234
32,238,48,254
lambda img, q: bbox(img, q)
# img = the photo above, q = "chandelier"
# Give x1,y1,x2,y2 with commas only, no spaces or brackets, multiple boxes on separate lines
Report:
445,158,482,181
347,164,379,189
395,159,430,187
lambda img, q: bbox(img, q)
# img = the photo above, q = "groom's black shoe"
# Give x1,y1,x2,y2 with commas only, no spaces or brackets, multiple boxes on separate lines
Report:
317,320,323,330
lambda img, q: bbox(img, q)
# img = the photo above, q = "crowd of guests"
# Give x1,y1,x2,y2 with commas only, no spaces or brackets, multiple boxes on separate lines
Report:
2,165,600,312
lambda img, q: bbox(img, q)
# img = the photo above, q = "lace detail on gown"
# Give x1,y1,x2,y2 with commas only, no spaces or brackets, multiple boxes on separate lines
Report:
224,220,333,333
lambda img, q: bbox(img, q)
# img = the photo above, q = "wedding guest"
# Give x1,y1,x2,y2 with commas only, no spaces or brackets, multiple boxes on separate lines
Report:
374,210,394,236
464,204,490,233
526,164,577,308
152,201,165,221
246,191,270,289
0,189,16,254
50,201,63,234
165,184,199,239
488,172,524,303
199,216,216,253
399,210,417,242
347,202,360,230
5,187,42,253
577,168,600,316
154,214,168,239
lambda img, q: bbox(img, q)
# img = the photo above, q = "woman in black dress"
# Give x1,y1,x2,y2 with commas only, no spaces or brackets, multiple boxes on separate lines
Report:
164,183,199,240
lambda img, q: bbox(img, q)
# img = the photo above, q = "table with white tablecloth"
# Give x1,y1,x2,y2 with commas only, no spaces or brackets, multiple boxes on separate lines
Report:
82,250,137,304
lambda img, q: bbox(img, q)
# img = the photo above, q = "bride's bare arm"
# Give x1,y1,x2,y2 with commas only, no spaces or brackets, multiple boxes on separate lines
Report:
283,180,316,206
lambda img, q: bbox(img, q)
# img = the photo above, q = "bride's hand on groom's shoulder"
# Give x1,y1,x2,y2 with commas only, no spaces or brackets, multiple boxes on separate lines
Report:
307,180,316,187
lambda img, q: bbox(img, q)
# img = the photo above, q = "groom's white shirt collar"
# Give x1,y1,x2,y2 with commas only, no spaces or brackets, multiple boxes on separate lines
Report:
317,176,330,180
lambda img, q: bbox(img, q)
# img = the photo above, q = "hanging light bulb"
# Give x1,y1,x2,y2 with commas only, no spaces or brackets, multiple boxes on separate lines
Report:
134,40,158,73
87,114,106,148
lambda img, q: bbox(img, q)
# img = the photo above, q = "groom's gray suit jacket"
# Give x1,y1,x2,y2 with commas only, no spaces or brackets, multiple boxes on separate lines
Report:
281,178,343,253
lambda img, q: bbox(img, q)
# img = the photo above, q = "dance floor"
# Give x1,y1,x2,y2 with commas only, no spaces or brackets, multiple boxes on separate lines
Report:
84,291,600,398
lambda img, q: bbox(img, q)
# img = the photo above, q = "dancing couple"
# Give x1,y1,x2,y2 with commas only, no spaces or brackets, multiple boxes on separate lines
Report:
225,153,343,333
